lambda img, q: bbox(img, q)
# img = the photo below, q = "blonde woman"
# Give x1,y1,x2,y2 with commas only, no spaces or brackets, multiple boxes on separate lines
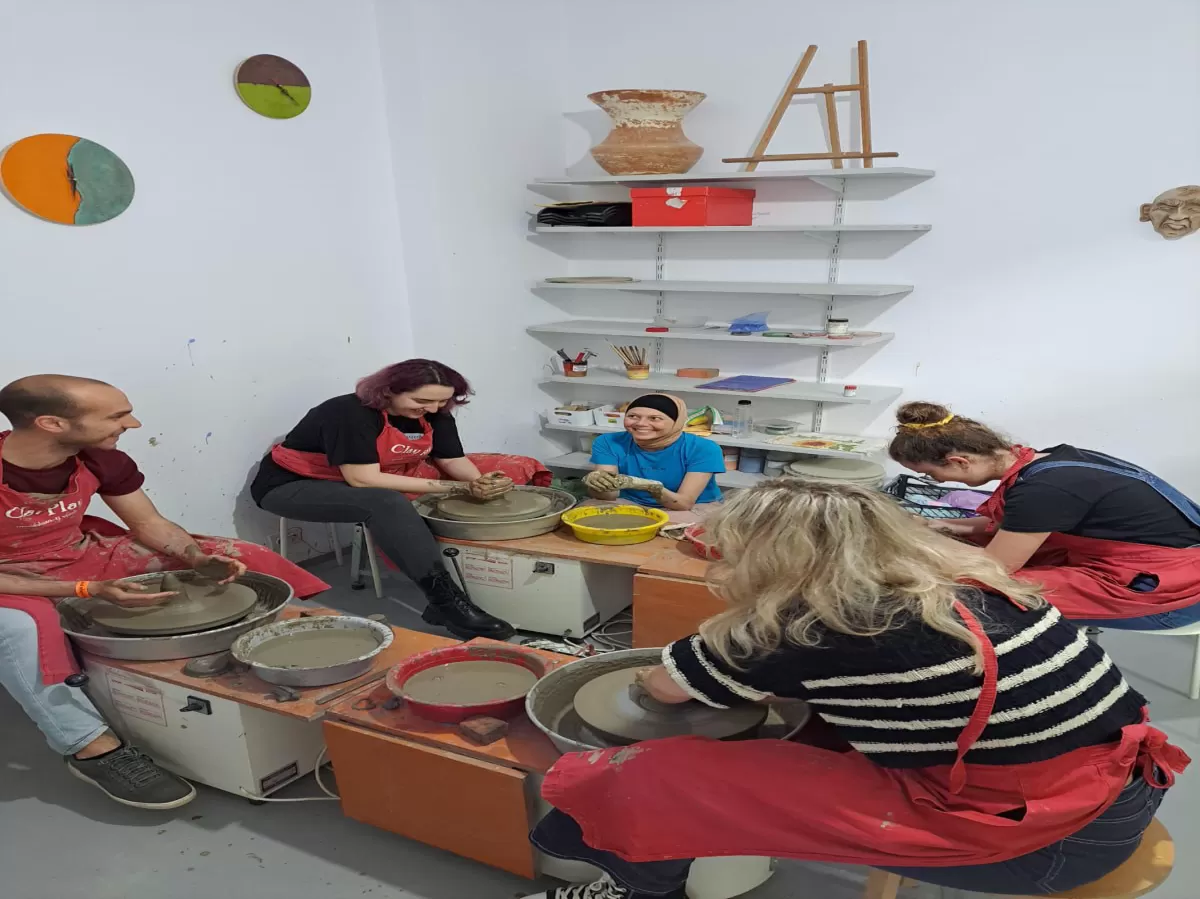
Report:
523,481,1187,899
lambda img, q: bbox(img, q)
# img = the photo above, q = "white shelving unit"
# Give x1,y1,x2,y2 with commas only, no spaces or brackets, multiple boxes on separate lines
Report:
536,279,913,298
543,421,887,460
528,320,894,348
545,451,770,489
530,167,934,188
535,224,930,234
529,165,932,480
540,370,899,405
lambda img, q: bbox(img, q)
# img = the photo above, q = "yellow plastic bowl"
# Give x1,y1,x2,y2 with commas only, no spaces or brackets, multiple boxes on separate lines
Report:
561,505,669,545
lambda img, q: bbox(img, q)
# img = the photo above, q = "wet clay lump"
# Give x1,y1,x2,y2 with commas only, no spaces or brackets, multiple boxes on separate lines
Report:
436,491,552,522
573,667,766,744
402,660,538,705
248,629,382,668
89,572,258,636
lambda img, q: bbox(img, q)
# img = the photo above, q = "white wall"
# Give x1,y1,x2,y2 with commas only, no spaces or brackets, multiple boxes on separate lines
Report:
0,0,410,544
556,0,1200,491
373,0,567,459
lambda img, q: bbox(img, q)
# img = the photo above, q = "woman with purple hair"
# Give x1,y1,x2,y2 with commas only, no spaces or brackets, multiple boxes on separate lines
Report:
252,359,550,639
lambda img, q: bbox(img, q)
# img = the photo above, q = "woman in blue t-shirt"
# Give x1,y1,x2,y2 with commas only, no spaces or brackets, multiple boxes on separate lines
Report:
583,394,724,510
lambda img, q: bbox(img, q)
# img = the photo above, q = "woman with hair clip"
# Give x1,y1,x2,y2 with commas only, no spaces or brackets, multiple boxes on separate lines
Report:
888,401,1200,629
251,359,550,639
522,480,1187,899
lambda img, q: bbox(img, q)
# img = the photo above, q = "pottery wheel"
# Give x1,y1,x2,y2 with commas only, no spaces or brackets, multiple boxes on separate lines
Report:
88,572,259,636
572,668,767,745
436,491,553,522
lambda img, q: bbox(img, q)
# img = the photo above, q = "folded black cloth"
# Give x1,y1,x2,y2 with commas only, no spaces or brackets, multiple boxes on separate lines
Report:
537,202,632,228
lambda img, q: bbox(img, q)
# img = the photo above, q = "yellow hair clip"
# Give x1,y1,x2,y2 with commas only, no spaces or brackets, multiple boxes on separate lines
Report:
901,414,955,430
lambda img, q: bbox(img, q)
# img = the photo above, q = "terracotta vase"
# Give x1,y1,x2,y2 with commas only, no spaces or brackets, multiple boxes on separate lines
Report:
587,90,706,176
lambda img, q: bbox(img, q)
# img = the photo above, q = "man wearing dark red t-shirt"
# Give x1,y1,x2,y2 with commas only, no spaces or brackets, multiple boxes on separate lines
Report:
0,374,330,810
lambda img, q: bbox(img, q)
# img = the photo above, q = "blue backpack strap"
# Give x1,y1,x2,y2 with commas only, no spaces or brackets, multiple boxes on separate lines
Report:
1019,453,1200,530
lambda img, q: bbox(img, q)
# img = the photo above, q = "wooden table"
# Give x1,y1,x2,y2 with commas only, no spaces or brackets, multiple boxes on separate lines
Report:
445,526,723,649
324,634,571,878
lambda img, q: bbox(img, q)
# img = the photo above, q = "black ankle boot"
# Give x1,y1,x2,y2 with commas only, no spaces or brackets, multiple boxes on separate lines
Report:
418,569,516,640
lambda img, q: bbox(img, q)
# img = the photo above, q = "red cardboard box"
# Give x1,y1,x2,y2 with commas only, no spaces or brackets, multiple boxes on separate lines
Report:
630,187,755,227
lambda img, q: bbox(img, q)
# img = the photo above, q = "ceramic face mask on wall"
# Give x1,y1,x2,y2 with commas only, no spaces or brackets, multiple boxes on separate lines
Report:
1140,185,1200,240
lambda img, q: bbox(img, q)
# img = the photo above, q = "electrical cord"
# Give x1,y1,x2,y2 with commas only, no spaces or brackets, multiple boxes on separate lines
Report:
236,745,339,803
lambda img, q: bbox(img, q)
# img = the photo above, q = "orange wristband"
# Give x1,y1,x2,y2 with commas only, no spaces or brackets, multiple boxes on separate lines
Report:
74,581,91,599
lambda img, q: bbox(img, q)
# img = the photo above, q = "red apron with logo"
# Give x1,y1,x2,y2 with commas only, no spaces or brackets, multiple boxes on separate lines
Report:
0,433,330,684
270,411,551,490
540,603,1189,867
977,448,1200,619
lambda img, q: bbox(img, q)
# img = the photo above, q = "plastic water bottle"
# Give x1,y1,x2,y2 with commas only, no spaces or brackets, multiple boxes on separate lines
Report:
735,400,753,437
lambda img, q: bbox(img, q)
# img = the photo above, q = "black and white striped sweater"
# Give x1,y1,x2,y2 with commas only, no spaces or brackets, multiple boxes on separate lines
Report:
663,589,1146,768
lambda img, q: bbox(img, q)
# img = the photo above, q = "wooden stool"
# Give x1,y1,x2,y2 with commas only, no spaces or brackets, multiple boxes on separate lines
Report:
863,818,1174,899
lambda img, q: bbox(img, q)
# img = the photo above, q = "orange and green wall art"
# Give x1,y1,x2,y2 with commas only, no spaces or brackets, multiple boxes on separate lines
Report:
0,134,135,226
236,54,311,119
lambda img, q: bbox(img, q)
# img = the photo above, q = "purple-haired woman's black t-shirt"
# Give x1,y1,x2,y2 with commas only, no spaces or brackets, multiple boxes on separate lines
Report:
250,394,464,502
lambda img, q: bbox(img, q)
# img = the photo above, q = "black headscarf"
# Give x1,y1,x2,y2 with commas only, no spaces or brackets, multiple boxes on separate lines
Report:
627,394,681,421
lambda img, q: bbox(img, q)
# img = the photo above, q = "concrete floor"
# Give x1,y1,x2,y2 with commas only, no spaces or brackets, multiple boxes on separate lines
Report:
3,558,1200,899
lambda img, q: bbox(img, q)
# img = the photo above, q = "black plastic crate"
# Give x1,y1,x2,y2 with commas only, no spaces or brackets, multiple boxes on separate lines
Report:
883,475,989,520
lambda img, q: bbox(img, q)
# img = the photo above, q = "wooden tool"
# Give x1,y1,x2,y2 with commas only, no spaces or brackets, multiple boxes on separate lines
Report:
723,40,897,170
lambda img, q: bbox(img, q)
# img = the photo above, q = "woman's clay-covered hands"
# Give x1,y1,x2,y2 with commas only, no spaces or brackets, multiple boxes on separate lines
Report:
583,470,625,494
92,578,179,608
583,471,665,496
468,471,514,501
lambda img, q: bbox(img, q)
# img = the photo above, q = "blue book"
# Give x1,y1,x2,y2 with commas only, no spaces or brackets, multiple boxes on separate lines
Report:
698,375,797,393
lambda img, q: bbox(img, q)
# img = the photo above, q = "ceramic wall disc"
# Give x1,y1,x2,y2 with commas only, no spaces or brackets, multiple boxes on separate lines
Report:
0,134,134,225
236,54,311,118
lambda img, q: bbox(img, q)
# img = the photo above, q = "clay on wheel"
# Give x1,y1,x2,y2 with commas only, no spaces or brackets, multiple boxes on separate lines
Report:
572,667,767,745
436,491,552,522
89,572,259,636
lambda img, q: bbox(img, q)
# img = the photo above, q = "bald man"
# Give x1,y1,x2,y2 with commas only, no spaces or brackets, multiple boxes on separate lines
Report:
0,375,329,809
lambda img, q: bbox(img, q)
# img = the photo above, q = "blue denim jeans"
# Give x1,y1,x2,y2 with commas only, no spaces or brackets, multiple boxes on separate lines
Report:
531,775,1166,898
1074,600,1200,631
0,608,107,755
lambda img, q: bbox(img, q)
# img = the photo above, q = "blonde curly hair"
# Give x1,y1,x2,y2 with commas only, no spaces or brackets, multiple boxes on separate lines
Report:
699,479,1044,672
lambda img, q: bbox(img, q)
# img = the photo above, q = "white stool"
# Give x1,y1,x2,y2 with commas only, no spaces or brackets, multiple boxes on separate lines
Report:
277,517,383,599
1133,621,1200,700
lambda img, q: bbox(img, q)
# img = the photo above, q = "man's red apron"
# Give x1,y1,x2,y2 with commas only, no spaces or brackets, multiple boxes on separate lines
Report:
977,447,1200,619
541,603,1189,867
270,410,551,491
0,434,329,684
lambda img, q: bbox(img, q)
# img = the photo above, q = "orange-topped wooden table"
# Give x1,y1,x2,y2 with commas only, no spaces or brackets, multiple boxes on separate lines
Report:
632,539,725,647
442,525,723,647
323,635,573,878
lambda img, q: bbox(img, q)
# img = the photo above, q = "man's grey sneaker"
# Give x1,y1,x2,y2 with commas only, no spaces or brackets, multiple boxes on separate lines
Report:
68,745,196,810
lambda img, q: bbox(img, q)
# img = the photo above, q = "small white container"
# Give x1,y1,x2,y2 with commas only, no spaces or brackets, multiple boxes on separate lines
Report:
549,405,600,427
592,405,625,428
763,460,787,476
826,317,851,337
578,434,597,453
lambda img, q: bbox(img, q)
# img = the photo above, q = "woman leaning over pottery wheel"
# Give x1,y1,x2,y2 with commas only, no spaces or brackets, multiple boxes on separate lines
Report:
582,393,723,511
251,359,551,640
889,401,1200,629
523,480,1188,899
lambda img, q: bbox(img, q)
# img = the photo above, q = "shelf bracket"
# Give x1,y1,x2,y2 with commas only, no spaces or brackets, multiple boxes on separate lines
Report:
653,232,665,371
812,181,847,432
808,175,849,193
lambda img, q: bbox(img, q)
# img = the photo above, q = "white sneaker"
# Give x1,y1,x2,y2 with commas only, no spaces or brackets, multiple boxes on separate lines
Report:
522,873,630,899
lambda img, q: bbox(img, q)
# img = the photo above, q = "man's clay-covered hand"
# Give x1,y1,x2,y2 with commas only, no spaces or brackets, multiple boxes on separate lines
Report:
469,472,514,501
583,470,625,494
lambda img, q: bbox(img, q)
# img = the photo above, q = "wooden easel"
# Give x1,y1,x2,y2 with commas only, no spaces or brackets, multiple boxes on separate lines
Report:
723,40,898,170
